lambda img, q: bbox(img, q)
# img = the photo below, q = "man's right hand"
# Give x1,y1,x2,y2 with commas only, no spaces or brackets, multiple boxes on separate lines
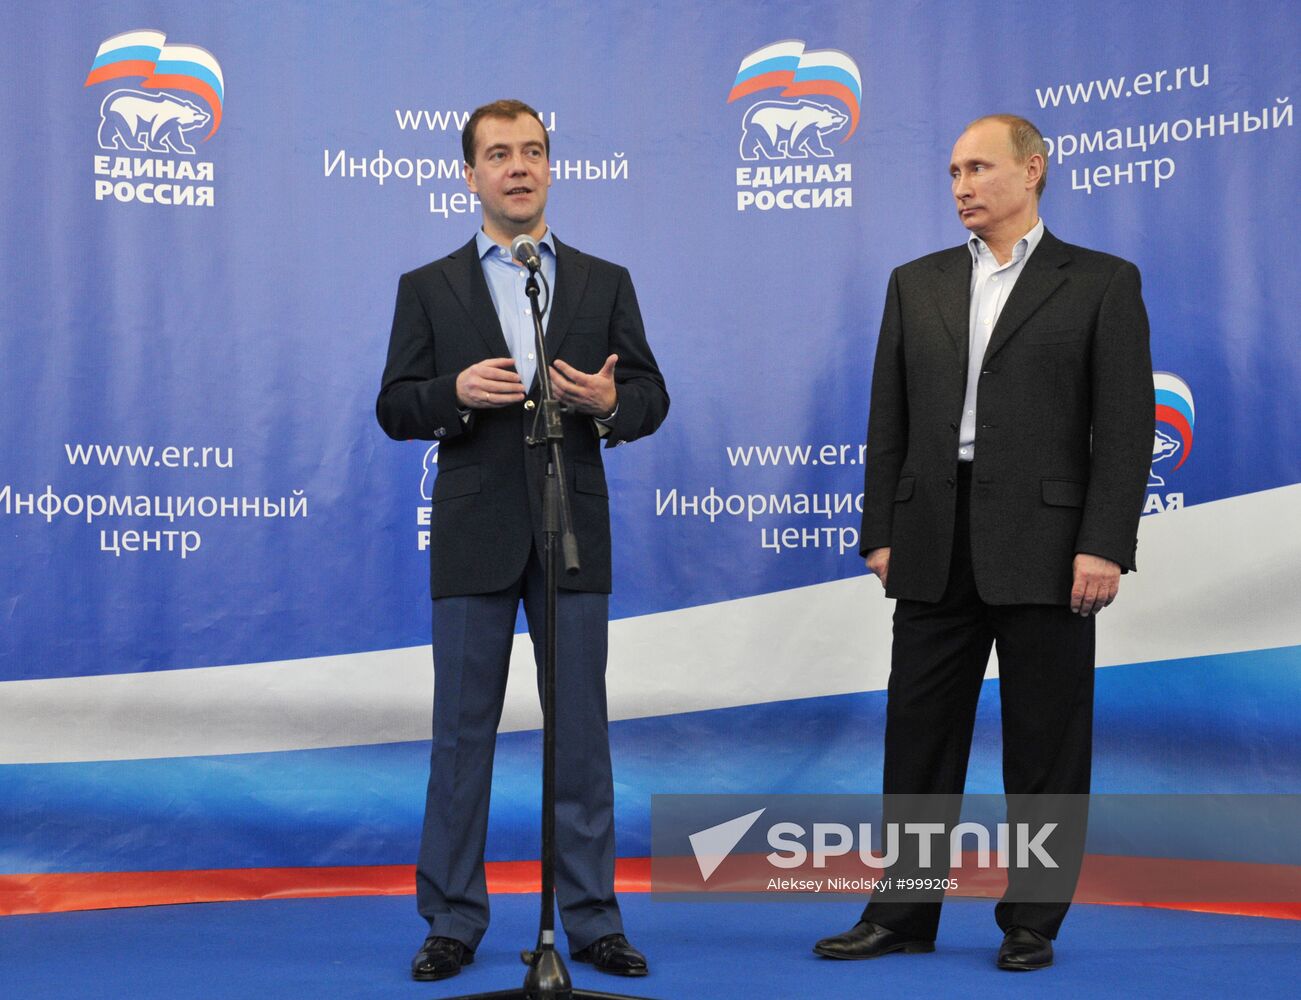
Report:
865,547,891,588
456,358,526,408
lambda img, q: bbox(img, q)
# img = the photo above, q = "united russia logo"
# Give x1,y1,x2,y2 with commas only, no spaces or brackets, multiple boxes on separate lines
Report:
85,30,224,207
729,40,861,155
86,30,224,148
1151,372,1194,488
728,40,862,212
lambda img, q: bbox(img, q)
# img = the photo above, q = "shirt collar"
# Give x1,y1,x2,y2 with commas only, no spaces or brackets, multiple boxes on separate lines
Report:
476,227,555,262
967,217,1045,268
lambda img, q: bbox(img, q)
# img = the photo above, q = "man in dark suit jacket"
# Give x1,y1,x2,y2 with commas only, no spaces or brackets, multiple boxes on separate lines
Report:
377,100,668,983
814,115,1152,971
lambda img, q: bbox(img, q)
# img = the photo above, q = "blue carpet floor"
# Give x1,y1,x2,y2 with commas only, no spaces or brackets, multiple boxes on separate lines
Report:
3,893,1299,999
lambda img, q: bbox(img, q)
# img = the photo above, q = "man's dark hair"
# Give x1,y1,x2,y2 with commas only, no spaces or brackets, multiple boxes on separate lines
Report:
462,99,550,166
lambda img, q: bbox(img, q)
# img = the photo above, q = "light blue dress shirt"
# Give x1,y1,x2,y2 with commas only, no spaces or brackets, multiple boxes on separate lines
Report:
958,218,1045,461
475,227,556,391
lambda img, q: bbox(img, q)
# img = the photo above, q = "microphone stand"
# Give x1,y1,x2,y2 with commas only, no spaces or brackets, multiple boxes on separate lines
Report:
445,254,654,1000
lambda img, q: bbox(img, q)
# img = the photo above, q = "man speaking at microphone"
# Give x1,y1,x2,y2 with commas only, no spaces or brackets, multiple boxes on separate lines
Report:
377,99,668,983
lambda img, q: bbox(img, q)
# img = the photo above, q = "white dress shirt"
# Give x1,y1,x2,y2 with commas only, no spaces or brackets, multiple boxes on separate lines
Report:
958,218,1045,461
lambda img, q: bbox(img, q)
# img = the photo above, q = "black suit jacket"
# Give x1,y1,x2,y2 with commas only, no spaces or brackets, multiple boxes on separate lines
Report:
860,229,1154,605
377,235,669,597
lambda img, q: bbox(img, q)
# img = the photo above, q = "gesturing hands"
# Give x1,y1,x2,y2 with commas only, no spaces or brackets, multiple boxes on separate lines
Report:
456,354,619,418
456,358,526,409
551,354,618,418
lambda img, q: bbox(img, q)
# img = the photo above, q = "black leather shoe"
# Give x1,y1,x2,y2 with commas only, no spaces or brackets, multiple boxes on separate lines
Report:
570,933,649,977
997,926,1053,971
813,920,935,960
411,934,474,982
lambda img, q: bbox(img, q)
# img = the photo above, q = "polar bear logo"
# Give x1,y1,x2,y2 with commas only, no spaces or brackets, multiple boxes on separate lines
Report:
98,89,211,155
1148,427,1181,487
740,100,850,160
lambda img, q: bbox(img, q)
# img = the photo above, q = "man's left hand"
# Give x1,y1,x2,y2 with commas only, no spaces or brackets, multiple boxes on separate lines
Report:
551,355,618,418
1071,554,1121,616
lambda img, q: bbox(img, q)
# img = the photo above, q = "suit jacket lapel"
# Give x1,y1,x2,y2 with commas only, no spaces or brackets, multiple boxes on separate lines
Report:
932,246,974,369
546,237,588,363
982,229,1071,364
444,235,512,359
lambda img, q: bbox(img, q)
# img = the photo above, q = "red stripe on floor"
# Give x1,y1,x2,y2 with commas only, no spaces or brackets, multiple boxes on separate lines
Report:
0,858,652,916
0,855,1290,919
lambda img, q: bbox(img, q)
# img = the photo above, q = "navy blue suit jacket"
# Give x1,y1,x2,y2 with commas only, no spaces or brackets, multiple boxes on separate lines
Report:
378,235,669,597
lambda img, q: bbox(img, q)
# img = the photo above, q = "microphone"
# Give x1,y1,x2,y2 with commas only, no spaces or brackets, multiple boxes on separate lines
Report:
511,233,541,271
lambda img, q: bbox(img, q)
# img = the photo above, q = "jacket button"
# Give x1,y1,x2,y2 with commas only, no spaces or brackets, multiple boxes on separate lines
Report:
524,400,536,411
949,421,958,431
946,477,955,488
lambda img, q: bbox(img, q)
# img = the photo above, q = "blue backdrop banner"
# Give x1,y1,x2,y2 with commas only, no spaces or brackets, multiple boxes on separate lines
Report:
1,1,1297,898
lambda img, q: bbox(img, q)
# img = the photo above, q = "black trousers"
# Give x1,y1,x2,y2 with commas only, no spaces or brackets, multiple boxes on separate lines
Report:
864,463,1095,941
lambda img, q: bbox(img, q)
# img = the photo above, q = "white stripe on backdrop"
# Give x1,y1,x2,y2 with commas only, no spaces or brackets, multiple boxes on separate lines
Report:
2,484,1298,765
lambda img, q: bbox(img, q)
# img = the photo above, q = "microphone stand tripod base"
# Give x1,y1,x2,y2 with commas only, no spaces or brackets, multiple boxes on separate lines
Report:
440,944,656,1000
523,944,570,997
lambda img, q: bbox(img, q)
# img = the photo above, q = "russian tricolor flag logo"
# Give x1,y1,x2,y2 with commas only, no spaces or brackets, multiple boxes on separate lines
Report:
84,29,225,140
1154,372,1195,471
728,40,862,141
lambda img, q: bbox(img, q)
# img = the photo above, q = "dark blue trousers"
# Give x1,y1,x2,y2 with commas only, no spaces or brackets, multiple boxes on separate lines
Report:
416,546,623,952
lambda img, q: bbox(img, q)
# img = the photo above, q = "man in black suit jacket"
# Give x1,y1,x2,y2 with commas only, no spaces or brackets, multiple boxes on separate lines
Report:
377,100,668,983
814,115,1152,970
